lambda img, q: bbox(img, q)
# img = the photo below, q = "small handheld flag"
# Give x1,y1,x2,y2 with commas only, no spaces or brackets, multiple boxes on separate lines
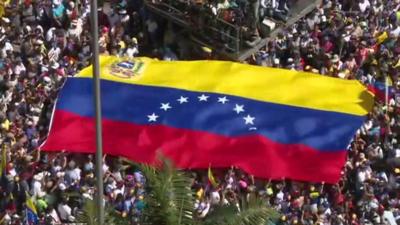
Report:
25,193,39,225
208,165,218,187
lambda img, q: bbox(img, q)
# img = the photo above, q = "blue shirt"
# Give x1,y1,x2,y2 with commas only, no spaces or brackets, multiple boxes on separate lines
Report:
53,4,65,18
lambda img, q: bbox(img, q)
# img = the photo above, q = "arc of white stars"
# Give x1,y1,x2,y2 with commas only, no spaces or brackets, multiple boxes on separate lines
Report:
243,114,255,125
198,94,209,102
217,96,229,104
160,102,172,111
147,113,159,122
177,96,188,104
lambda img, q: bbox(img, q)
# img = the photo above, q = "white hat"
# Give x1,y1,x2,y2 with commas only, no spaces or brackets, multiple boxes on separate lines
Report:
35,25,43,33
43,76,52,83
331,54,340,63
3,214,11,221
1,17,10,23
68,215,76,221
59,182,67,190
33,173,44,181
56,171,65,178
41,66,49,72
25,25,31,33
51,62,59,69
121,15,130,23
35,39,44,45
287,58,294,63
38,191,46,198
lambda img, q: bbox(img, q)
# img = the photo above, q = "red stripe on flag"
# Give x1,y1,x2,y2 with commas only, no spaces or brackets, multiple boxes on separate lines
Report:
41,110,347,183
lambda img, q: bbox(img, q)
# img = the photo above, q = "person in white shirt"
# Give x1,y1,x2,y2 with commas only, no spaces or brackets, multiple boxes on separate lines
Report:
383,210,397,225
31,174,44,198
46,206,61,224
0,37,13,58
57,197,75,222
358,0,371,13
210,190,221,205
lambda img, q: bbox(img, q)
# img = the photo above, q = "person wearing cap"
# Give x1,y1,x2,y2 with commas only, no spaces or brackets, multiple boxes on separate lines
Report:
285,57,295,70
1,17,10,25
124,38,139,58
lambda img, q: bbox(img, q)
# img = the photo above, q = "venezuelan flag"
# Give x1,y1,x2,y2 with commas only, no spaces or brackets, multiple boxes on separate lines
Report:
41,56,374,183
25,195,39,224
367,81,395,103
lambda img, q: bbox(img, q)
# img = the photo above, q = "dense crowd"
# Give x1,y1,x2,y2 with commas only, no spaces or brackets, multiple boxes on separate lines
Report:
0,0,399,224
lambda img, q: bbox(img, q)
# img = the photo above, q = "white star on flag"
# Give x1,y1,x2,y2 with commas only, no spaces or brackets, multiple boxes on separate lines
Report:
198,94,209,102
177,96,188,104
233,104,245,114
217,96,229,104
160,102,172,111
243,114,255,125
147,113,159,122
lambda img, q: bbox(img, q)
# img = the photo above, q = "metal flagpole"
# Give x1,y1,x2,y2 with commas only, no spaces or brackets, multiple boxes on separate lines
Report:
385,74,389,110
90,0,104,223
384,74,390,149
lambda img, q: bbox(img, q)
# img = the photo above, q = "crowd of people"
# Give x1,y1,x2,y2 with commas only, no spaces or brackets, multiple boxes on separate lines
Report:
150,0,294,51
0,0,399,224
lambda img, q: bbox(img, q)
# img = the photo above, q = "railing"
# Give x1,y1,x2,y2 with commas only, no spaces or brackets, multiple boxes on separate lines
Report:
146,0,322,60
145,0,242,54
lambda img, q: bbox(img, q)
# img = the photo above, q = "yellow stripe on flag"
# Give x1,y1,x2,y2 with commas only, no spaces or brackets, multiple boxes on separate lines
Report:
77,56,373,116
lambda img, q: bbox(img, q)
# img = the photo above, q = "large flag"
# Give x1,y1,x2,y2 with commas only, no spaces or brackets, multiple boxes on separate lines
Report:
41,56,374,183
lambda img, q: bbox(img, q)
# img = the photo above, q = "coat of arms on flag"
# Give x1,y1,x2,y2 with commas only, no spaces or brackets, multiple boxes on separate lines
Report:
109,59,146,79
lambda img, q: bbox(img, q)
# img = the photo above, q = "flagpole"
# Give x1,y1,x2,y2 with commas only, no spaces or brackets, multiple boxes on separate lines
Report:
90,0,104,223
385,74,389,110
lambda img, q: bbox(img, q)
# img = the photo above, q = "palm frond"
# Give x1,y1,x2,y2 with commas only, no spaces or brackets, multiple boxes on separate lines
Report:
136,156,195,225
203,195,279,225
202,204,239,225
237,203,278,225
76,197,131,225
76,198,97,225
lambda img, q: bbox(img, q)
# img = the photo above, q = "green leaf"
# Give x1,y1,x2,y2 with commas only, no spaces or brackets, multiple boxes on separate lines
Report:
134,155,196,225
